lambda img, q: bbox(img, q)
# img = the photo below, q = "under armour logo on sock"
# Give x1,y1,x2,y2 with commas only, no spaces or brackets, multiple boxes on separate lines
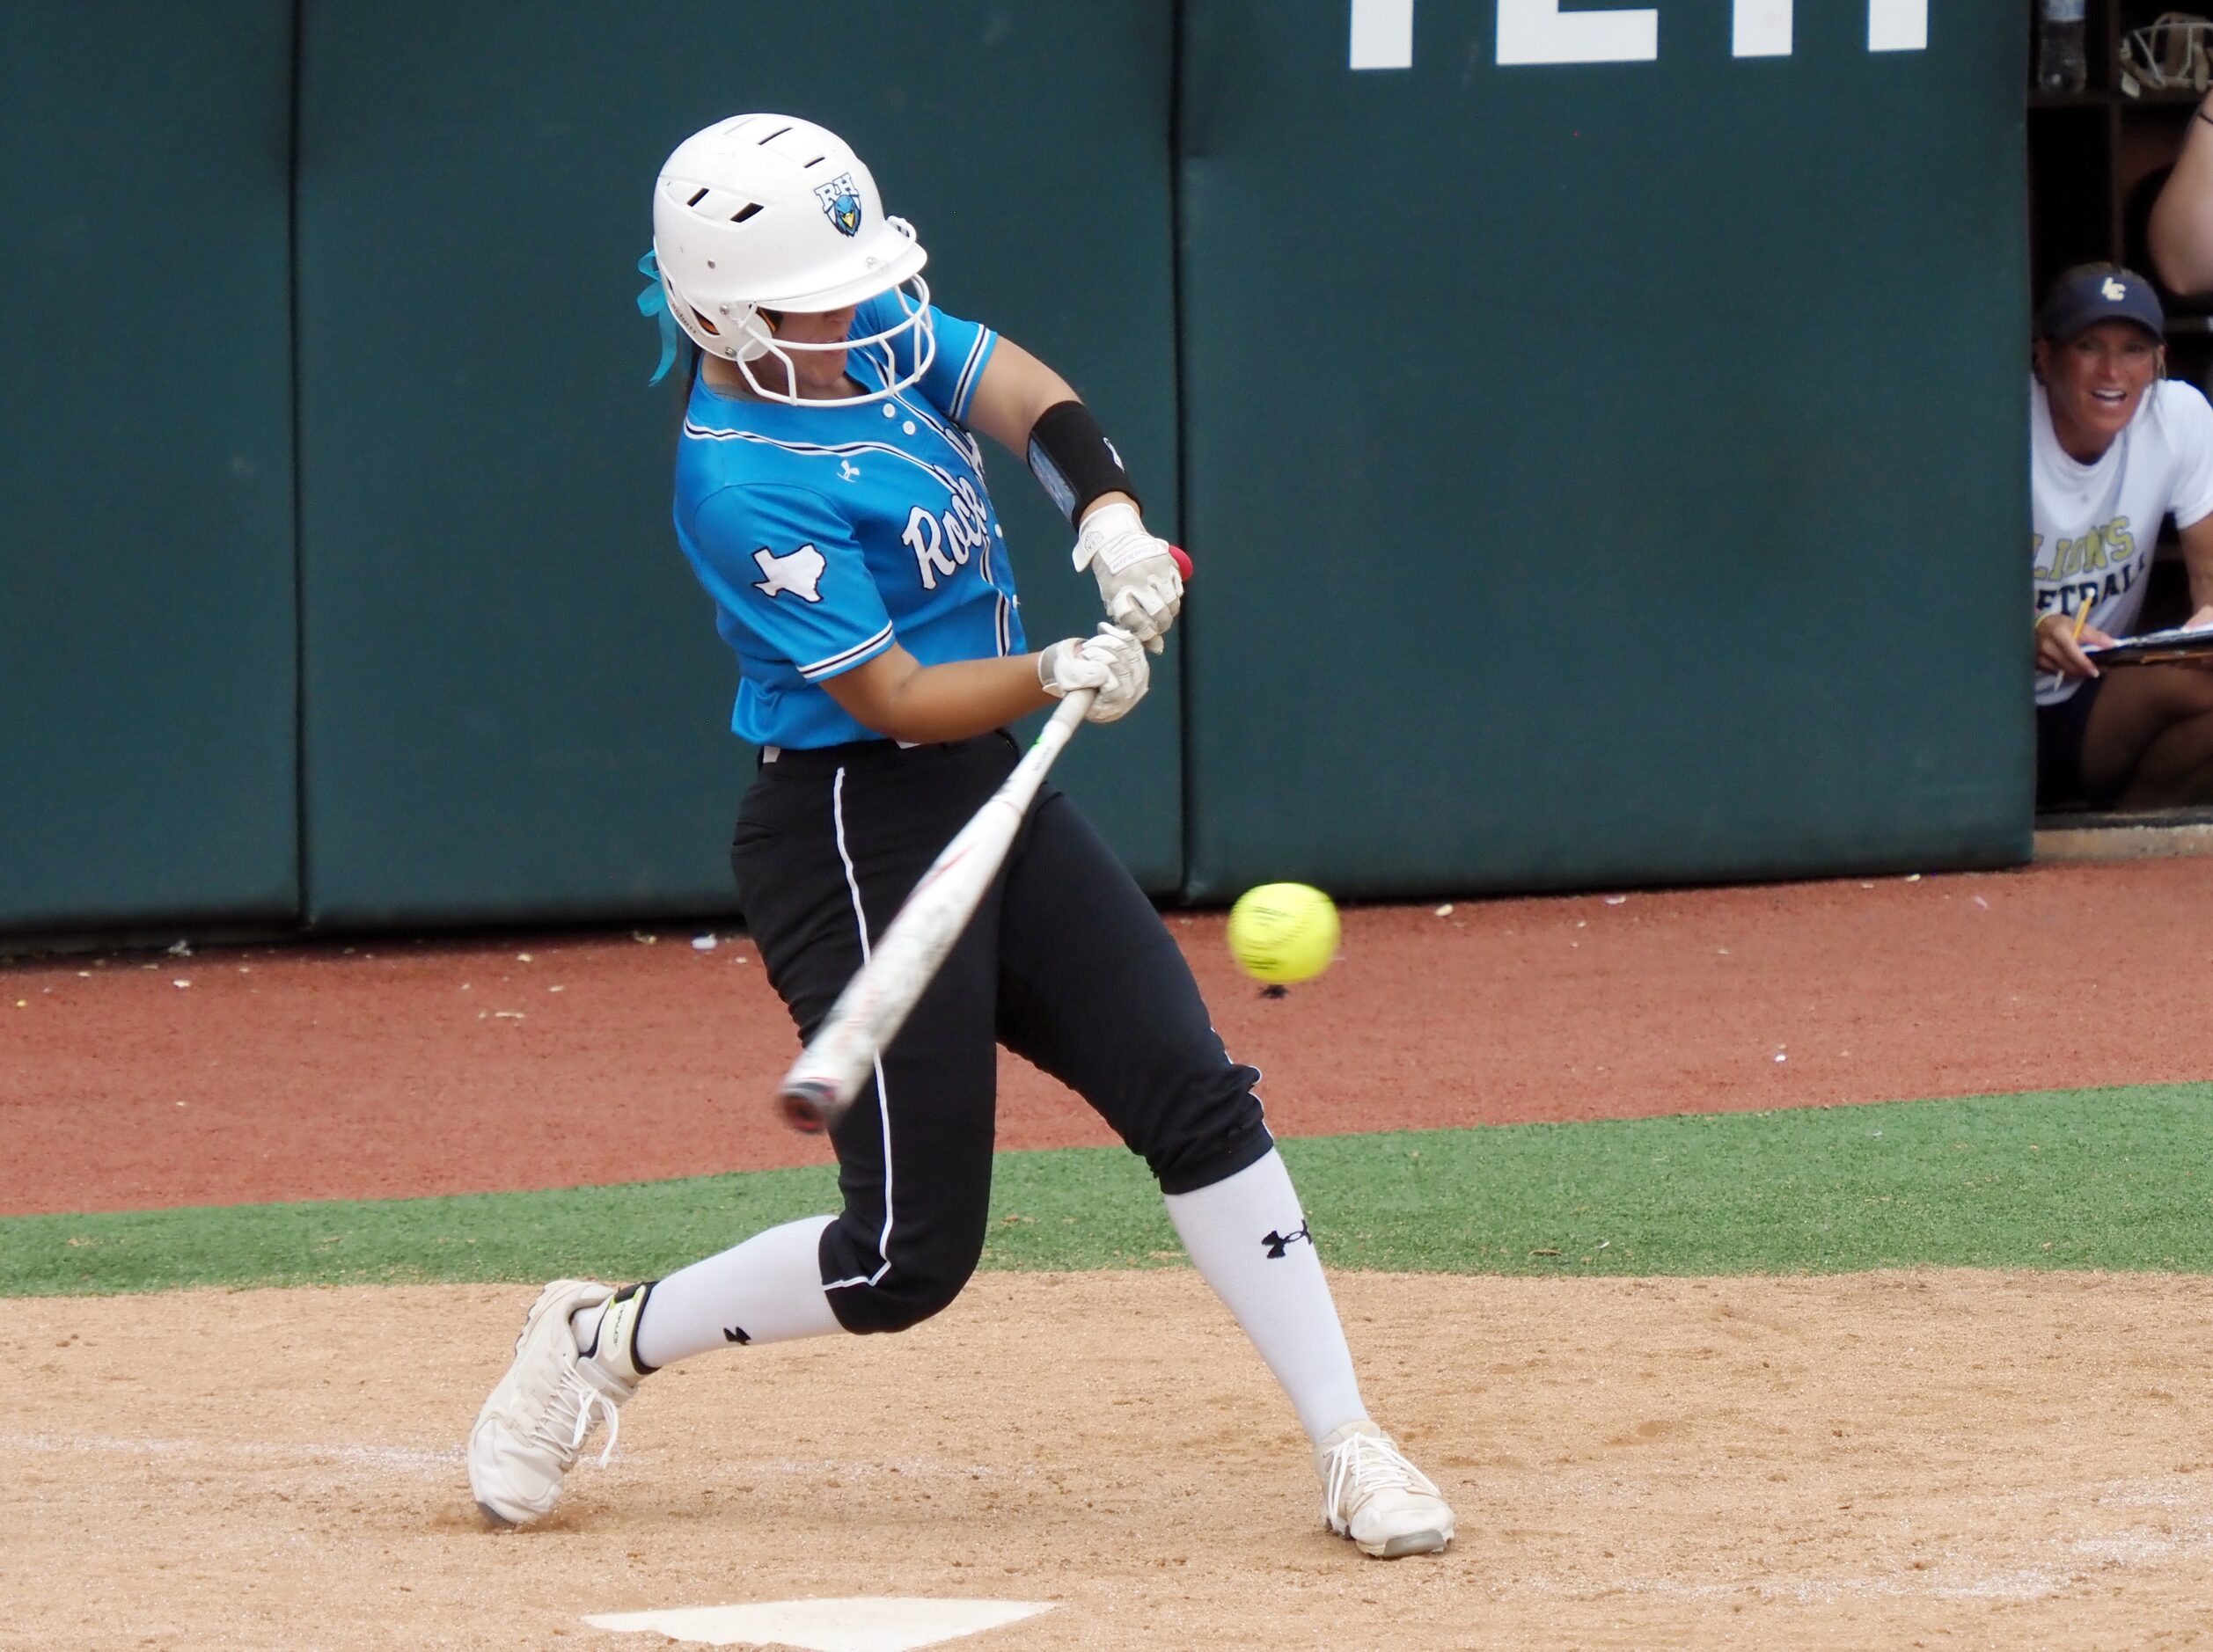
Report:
722,1323,752,1345
1261,1224,1311,1260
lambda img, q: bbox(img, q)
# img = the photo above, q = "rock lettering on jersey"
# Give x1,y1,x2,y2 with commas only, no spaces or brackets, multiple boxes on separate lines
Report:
902,476,993,592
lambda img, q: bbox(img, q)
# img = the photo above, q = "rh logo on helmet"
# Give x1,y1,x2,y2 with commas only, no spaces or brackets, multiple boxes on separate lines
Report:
814,173,863,237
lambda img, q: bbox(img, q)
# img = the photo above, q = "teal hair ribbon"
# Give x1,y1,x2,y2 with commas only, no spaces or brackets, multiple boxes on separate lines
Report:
636,249,682,384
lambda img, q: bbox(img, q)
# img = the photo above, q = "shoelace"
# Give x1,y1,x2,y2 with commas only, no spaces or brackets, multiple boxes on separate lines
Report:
524,1366,622,1469
1324,1431,1437,1517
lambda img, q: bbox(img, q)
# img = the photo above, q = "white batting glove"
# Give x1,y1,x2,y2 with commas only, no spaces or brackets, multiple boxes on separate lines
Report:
1036,625,1151,723
1072,501,1182,654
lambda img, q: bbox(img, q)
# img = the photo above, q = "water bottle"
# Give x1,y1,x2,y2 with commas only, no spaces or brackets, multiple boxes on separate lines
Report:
2037,0,2088,96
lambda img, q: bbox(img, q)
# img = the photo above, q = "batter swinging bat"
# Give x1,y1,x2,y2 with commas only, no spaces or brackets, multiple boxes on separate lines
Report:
775,687,1097,1135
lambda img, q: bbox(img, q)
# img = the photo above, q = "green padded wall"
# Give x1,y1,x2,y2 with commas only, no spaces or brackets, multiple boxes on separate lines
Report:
1178,4,2032,899
0,4,297,933
295,2,1180,925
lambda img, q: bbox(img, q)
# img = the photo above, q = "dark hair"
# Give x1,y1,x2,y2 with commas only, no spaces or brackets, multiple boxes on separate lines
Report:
668,345,700,439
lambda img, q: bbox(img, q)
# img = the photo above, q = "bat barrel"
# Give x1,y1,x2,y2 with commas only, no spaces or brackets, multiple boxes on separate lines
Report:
770,691,1096,1137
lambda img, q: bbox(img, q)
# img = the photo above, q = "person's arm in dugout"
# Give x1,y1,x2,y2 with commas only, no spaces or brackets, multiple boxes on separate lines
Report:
2043,512,2213,679
2027,515,2213,679
2151,98,2213,296
2034,606,2114,678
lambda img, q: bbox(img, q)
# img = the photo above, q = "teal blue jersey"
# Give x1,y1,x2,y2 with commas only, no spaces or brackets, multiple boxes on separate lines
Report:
672,296,1020,749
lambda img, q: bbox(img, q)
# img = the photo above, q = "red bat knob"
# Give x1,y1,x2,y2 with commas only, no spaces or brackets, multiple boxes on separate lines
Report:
777,1080,837,1135
1168,544,1192,580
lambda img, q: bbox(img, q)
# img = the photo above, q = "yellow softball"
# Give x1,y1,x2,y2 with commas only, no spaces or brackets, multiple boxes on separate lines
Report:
1227,882,1340,985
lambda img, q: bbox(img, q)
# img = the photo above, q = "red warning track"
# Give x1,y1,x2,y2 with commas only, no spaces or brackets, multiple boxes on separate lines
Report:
6,859,2213,1216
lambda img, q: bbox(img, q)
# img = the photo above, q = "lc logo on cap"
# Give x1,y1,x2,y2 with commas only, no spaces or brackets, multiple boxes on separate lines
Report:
2037,266,2165,342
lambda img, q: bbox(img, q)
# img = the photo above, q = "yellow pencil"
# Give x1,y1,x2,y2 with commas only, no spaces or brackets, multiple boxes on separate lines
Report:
2072,604,2093,643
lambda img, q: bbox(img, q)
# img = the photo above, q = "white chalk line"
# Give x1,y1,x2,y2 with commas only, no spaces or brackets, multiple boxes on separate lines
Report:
0,1433,1025,1485
4,1432,463,1473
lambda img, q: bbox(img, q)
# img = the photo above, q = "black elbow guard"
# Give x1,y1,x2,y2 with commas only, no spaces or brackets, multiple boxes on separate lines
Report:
1025,399,1139,526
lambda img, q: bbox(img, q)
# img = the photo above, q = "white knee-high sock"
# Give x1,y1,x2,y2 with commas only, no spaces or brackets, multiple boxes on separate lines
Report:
594,1215,843,1371
1163,1149,1367,1446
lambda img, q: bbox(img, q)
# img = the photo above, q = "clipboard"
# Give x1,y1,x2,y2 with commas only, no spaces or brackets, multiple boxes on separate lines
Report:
2082,624,2213,667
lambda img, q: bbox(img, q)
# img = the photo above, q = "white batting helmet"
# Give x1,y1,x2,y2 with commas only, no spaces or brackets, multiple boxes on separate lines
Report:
652,114,934,405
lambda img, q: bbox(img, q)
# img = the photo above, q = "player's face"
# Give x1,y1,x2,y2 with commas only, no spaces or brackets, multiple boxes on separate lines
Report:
766,305,858,399
2038,320,2163,458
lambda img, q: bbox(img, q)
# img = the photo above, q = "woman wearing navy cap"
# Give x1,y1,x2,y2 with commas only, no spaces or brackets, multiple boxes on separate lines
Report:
463,113,1454,1561
2030,263,2213,808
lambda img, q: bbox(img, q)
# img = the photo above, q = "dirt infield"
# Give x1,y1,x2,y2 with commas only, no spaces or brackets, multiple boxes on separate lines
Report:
10,1270,2213,1650
9,859,2213,1215
12,864,2213,1648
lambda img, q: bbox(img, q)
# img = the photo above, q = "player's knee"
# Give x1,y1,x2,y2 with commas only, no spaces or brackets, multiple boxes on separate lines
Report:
828,1240,983,1335
2147,667,2213,720
841,1269,974,1334
1142,1090,1274,1196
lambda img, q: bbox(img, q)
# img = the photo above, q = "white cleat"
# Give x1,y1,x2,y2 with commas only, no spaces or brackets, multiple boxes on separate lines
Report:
467,1278,636,1527
1316,1419,1455,1558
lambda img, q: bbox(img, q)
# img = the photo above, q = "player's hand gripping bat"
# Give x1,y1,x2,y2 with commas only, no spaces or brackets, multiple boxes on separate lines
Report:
774,687,1096,1135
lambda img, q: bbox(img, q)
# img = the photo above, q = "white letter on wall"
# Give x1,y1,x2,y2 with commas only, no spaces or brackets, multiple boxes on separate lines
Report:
1497,0,1659,67
1733,0,1792,58
1350,0,1415,69
1868,0,1928,52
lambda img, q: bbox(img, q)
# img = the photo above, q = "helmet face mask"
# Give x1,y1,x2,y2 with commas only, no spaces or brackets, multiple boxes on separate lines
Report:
653,114,936,406
708,277,938,406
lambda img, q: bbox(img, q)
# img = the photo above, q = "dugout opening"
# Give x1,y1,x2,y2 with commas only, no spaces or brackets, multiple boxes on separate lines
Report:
2026,0,2213,827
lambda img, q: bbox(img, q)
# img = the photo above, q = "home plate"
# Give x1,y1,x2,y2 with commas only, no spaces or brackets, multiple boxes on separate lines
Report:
583,1597,1055,1650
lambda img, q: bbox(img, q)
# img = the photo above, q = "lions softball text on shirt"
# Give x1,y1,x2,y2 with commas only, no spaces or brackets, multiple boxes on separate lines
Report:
2032,376,2213,705
673,294,1014,749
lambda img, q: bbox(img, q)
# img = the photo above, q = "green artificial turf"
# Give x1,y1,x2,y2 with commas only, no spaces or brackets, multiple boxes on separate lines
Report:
4,1085,2211,1296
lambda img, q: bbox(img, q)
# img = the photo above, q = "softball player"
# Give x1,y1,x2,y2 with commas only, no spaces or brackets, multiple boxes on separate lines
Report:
467,113,1454,1560
2029,265,2213,808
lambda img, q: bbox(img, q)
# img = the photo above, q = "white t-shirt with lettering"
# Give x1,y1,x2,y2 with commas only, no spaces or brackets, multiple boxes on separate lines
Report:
2033,376,2213,705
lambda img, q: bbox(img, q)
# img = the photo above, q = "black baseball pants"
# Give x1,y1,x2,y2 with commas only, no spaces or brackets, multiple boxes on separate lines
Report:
731,731,1273,1335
